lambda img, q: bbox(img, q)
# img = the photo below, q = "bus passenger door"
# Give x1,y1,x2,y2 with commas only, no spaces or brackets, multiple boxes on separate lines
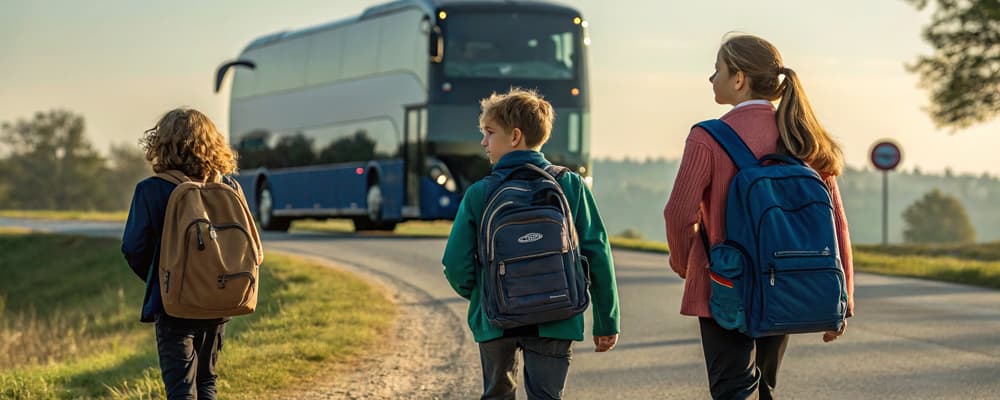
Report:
402,105,426,218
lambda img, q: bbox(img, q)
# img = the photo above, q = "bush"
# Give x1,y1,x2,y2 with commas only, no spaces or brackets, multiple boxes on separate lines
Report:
902,188,976,244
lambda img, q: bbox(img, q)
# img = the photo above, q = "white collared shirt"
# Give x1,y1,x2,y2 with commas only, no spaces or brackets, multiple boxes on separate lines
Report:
733,99,773,109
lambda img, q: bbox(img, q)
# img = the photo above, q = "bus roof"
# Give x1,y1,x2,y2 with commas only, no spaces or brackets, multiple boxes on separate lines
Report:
240,0,580,54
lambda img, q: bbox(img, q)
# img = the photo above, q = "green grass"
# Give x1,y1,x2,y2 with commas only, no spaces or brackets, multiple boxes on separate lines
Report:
0,231,395,399
853,250,1000,289
854,242,1000,262
0,210,128,222
609,236,669,253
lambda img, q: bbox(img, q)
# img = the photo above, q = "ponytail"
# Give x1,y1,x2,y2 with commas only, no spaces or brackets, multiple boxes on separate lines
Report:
776,68,844,176
718,34,845,177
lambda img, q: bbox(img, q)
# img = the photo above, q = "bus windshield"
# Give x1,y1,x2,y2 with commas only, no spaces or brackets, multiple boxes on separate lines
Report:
443,13,579,80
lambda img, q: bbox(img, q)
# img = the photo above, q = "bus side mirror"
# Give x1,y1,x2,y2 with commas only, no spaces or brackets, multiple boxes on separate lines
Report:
215,60,256,93
429,26,443,63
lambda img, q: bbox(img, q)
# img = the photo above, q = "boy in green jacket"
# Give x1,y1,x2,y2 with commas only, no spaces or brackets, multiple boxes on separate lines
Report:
443,88,620,399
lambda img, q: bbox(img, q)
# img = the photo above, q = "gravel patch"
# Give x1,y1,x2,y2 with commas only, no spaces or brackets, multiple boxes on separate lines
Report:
287,255,480,399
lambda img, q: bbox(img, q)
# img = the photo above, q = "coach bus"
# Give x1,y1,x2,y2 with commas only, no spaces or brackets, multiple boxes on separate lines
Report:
216,0,592,231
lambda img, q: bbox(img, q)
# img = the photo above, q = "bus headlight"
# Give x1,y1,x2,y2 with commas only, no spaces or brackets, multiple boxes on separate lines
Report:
428,163,457,192
583,175,593,189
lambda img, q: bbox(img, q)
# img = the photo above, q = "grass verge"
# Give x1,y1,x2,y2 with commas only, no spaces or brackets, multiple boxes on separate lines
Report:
0,210,128,222
852,250,1000,289
0,230,395,399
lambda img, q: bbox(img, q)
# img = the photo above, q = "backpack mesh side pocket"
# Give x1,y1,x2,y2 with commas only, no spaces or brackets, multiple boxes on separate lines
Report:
709,242,748,332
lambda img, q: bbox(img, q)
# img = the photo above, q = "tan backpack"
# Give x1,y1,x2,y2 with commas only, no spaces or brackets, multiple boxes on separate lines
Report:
157,170,263,319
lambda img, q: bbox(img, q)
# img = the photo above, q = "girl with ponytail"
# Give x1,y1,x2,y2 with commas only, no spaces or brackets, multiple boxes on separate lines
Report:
664,33,854,399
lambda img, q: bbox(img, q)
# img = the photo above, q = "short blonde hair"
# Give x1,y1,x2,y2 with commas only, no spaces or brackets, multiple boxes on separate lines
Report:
140,108,238,178
479,88,555,148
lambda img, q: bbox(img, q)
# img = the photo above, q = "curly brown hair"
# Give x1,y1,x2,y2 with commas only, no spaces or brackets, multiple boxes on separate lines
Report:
140,108,238,179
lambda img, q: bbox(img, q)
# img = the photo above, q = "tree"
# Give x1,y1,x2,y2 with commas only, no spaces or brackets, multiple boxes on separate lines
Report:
106,142,152,209
618,228,644,240
0,110,111,210
318,130,377,164
273,133,315,168
905,0,1000,129
902,188,976,243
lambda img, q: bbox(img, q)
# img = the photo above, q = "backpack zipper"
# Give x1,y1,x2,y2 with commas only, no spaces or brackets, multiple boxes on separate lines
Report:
773,248,832,257
499,249,565,275
196,223,205,250
184,219,259,261
217,271,255,289
480,186,531,230
483,201,515,260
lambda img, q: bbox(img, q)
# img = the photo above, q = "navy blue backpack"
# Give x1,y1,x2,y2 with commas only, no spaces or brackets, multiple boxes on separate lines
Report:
477,163,590,329
697,119,847,338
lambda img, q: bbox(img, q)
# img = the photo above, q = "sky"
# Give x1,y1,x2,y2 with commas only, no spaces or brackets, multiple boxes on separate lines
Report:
2,0,998,176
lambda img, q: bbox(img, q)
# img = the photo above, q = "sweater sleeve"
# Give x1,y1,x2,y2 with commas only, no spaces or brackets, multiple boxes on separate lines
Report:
825,175,855,316
664,136,713,277
570,174,621,337
442,184,481,300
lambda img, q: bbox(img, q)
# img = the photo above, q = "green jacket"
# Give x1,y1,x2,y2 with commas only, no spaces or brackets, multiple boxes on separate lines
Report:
442,150,621,342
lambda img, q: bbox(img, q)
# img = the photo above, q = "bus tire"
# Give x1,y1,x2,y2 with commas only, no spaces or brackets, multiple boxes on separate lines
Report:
355,183,396,231
257,180,291,232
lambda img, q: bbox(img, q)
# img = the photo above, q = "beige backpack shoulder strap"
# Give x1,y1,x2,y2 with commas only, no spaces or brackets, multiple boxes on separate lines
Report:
156,170,192,185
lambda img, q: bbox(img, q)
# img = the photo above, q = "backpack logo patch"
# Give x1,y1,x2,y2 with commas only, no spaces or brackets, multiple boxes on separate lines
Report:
518,232,544,243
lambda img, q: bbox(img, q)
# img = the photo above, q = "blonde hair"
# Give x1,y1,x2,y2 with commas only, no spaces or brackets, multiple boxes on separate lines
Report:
479,88,555,148
719,34,844,176
140,108,238,179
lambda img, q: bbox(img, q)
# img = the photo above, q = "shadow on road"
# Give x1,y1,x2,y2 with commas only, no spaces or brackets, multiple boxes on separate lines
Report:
264,230,446,242
612,338,701,351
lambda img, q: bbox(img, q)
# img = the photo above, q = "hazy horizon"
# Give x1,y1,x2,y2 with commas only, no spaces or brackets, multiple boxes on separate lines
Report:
3,0,999,176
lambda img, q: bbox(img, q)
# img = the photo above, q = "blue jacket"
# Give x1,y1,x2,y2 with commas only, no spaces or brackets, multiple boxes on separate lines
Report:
122,177,174,323
122,176,228,326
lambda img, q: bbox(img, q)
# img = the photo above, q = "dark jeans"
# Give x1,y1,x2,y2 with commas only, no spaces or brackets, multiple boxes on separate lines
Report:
479,336,573,400
699,318,789,400
155,318,226,400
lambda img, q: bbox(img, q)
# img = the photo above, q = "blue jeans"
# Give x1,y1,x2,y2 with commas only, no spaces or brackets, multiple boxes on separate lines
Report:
155,318,226,400
478,336,573,400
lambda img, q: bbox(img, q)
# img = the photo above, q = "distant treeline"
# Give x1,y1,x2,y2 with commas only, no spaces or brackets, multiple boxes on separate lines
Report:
589,157,1000,245
0,110,150,211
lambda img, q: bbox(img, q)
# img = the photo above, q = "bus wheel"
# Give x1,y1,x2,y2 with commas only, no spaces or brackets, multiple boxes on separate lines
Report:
355,184,396,231
258,181,291,232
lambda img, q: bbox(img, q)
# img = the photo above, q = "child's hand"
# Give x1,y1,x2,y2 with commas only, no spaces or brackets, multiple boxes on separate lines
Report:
594,334,619,352
822,320,847,343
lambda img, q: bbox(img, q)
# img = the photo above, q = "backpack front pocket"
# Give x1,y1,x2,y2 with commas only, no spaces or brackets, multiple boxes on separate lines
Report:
760,252,846,334
499,252,571,313
708,242,748,332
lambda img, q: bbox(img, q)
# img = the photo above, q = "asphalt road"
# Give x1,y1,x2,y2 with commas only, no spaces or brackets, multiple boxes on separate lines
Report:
3,218,998,399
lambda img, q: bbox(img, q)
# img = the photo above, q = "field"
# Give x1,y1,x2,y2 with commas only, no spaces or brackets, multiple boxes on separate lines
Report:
0,229,395,399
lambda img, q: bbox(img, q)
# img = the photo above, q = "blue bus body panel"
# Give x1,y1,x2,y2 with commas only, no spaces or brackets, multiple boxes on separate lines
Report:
419,176,460,219
236,160,405,221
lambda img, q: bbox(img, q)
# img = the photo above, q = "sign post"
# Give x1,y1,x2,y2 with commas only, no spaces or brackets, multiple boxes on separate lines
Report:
870,140,903,246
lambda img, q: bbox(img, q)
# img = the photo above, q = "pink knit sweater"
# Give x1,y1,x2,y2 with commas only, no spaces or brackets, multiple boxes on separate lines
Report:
663,103,855,318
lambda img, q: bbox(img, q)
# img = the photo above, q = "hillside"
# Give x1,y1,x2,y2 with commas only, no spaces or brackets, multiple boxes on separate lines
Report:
590,158,1000,244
